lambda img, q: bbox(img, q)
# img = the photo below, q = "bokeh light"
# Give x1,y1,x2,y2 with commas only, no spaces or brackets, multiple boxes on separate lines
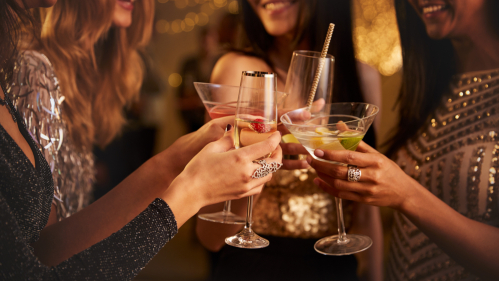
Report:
228,1,238,14
197,13,209,26
353,0,402,76
168,73,183,87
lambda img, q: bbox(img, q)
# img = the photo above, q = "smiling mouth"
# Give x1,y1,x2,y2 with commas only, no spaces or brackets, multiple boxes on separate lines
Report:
262,1,296,11
422,4,447,16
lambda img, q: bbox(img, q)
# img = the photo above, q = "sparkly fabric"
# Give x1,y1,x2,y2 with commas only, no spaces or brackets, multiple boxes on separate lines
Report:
386,69,499,281
0,94,178,280
253,167,353,239
6,50,95,220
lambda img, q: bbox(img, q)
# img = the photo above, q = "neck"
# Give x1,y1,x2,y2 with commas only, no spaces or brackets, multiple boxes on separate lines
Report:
451,25,499,73
269,34,310,75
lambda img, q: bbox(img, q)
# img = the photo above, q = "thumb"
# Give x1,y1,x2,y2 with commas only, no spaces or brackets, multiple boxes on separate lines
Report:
205,124,235,153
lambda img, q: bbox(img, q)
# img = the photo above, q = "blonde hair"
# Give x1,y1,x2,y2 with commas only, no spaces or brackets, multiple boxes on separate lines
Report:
37,0,154,148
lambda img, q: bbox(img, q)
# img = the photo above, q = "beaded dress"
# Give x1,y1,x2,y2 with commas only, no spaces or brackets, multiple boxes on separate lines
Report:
386,69,499,281
0,85,177,280
7,50,94,220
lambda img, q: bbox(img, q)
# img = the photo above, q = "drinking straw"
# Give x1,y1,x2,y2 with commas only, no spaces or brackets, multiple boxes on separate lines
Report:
306,23,335,110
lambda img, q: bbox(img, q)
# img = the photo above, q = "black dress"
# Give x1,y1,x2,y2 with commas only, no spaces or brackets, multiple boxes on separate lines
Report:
0,92,177,280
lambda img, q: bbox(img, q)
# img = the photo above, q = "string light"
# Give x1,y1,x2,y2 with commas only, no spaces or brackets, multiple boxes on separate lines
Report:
155,0,238,35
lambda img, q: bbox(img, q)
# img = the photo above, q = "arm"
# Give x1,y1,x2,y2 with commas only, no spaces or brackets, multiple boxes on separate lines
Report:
308,142,499,281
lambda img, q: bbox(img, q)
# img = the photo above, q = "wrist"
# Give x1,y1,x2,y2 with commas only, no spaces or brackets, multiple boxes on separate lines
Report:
395,176,424,215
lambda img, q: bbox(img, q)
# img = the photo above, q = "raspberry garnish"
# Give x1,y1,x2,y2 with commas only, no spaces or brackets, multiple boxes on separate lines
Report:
249,118,271,133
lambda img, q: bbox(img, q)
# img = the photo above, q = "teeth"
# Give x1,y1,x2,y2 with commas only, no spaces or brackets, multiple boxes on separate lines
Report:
264,1,291,11
423,5,445,14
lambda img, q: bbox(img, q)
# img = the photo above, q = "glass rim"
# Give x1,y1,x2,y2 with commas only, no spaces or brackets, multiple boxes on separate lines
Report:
241,70,274,78
280,102,379,127
193,82,287,96
293,50,335,60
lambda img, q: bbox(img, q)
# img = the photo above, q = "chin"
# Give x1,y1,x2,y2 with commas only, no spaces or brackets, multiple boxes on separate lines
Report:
113,18,132,28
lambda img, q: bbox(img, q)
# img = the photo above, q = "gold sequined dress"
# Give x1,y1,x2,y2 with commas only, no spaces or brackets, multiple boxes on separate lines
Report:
386,69,499,281
7,51,94,220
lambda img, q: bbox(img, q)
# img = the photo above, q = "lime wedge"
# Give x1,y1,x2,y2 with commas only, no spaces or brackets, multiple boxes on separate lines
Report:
339,136,363,151
319,140,345,151
282,134,300,144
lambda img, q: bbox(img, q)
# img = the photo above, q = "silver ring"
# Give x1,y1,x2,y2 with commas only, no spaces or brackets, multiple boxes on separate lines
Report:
251,160,283,179
347,165,361,182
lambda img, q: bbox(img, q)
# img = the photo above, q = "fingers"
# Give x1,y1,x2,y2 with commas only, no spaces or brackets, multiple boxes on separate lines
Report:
313,178,364,202
310,98,325,113
237,131,282,160
280,143,308,155
208,115,235,129
282,159,309,170
356,141,378,153
207,126,235,153
311,148,380,167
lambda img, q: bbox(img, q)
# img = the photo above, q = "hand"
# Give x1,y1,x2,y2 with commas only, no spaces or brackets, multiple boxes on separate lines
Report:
164,129,283,217
166,116,235,176
307,141,419,210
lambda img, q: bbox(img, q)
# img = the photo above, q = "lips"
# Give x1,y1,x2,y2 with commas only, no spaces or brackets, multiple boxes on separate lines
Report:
417,1,448,17
118,0,135,11
261,0,296,12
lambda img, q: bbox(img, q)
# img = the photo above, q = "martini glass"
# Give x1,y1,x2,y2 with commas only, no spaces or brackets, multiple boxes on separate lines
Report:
194,82,287,224
281,103,379,255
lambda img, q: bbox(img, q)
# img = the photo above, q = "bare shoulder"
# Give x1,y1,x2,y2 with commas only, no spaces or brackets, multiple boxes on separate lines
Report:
211,52,272,86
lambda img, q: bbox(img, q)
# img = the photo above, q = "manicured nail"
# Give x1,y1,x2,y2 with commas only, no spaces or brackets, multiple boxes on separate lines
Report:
315,149,324,157
313,178,321,186
226,124,232,132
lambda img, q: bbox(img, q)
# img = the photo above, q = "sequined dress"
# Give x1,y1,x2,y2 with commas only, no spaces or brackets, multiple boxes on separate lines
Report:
386,69,499,281
0,88,177,280
7,51,94,220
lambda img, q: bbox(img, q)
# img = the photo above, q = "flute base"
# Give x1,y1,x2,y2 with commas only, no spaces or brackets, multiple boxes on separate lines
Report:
225,227,269,249
197,211,245,224
314,234,372,256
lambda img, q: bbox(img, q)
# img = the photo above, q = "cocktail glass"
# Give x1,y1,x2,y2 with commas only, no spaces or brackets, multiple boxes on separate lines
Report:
281,103,379,255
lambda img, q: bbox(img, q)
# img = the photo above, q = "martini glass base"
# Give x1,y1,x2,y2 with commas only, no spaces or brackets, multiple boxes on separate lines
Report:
314,234,372,256
225,227,269,249
198,212,245,224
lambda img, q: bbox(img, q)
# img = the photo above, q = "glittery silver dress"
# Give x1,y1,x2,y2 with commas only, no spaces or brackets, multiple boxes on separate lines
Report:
6,50,94,220
386,69,499,281
0,87,177,280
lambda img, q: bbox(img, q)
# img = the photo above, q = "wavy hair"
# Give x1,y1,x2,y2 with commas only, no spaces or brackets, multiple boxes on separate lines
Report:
35,0,154,148
1,0,38,88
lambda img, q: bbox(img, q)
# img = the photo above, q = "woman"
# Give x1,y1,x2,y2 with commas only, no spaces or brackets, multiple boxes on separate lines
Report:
196,0,383,280
308,0,499,280
1,0,282,279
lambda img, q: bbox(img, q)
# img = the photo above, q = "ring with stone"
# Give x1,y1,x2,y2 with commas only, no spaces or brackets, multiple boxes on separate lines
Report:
251,160,283,179
347,165,361,182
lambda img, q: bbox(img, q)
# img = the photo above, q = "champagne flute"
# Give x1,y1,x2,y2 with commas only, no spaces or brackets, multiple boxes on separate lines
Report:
225,71,277,248
281,103,379,255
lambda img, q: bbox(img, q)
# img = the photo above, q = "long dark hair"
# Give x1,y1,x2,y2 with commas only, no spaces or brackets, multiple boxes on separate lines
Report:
386,0,499,157
0,0,37,89
238,0,363,104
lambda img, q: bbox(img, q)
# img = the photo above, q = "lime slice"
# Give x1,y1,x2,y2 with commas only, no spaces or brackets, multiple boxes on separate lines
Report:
339,136,363,151
282,134,300,144
319,140,345,151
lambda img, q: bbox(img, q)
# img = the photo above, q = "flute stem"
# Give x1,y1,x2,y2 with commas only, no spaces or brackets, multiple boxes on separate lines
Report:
335,197,349,244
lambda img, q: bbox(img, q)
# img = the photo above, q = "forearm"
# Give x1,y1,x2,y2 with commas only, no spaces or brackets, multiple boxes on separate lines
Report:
196,198,248,252
33,154,175,266
350,204,384,281
400,181,499,280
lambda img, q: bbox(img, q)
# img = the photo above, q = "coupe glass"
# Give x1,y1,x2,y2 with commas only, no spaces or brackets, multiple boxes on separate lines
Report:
194,82,245,224
225,71,277,249
194,82,287,224
281,103,379,255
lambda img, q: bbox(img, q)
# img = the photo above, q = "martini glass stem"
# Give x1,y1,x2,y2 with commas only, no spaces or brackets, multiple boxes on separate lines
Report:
222,200,232,214
335,197,349,244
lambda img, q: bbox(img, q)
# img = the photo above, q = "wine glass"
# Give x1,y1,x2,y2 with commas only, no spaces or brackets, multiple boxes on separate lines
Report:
194,82,288,224
280,103,379,255
283,50,334,109
225,71,277,249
